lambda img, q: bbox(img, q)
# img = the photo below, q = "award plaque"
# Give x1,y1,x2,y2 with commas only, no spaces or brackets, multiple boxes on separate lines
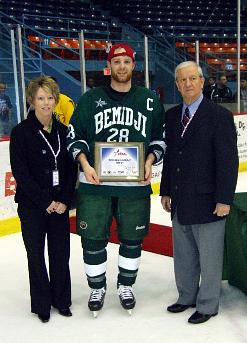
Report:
94,142,145,182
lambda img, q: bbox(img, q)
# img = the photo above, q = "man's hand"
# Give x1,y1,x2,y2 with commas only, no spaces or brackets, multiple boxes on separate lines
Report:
161,196,171,212
213,203,230,217
140,153,155,185
77,152,100,185
83,164,100,185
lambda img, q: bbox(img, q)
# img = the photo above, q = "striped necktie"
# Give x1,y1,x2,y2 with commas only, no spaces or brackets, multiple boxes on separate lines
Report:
182,107,190,127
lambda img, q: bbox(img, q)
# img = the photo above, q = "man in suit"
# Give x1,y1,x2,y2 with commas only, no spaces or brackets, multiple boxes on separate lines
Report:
160,61,238,324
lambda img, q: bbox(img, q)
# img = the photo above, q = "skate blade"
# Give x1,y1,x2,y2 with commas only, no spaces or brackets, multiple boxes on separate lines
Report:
127,309,132,315
93,311,99,318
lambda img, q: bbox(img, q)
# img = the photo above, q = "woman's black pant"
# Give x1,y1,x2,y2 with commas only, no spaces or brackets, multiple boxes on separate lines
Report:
18,205,71,315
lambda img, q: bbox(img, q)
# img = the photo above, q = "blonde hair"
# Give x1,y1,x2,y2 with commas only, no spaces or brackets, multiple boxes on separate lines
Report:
26,75,60,105
175,61,203,80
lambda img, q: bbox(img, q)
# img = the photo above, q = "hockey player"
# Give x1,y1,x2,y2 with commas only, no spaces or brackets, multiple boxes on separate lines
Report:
67,43,165,317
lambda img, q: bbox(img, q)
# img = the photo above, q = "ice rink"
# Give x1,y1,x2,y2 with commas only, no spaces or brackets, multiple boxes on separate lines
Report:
0,172,247,343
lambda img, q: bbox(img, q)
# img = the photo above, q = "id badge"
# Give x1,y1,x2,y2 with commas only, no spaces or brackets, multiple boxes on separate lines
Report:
52,170,59,186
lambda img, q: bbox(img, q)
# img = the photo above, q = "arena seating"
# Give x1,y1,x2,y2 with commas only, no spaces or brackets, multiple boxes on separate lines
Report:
1,0,247,81
93,0,247,40
1,0,246,51
0,0,122,39
27,35,108,60
176,42,247,71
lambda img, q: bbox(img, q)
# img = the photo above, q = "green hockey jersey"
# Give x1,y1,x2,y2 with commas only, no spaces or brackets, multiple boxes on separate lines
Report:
67,85,165,198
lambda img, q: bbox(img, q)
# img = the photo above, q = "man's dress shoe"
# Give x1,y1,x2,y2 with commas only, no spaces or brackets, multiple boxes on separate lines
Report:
167,303,196,313
38,313,50,323
188,310,218,324
58,308,72,317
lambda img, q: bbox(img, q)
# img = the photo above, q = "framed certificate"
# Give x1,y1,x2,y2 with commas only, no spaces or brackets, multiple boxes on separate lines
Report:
94,142,145,182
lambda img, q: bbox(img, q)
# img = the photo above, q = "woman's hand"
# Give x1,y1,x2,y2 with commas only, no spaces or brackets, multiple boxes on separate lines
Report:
46,201,58,214
55,202,67,214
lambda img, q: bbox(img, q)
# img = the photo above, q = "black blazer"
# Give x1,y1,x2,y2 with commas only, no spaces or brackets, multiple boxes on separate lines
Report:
10,111,77,211
160,97,239,225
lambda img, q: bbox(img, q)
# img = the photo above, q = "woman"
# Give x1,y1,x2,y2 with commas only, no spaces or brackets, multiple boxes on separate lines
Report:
9,76,77,323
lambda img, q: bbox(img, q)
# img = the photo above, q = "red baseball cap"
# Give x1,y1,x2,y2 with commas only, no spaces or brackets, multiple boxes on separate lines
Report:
107,44,136,62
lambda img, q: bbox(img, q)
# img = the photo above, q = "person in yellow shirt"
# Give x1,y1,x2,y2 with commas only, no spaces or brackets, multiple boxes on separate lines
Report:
48,77,75,126
54,93,75,126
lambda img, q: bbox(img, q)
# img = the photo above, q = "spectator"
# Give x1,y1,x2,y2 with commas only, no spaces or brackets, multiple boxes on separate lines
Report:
203,77,217,100
233,76,247,112
212,75,232,103
0,82,12,136
86,77,95,92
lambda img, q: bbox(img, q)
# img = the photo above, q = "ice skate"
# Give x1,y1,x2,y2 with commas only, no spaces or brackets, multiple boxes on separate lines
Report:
117,284,136,315
88,286,106,318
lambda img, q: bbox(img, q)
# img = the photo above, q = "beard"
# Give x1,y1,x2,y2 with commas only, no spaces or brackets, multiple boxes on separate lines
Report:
111,69,133,83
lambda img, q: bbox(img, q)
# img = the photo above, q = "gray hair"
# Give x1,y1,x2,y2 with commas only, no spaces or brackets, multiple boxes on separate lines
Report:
175,61,204,80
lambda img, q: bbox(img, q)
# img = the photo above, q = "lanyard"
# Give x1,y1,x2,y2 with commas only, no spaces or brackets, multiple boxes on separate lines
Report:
39,130,61,170
181,112,195,138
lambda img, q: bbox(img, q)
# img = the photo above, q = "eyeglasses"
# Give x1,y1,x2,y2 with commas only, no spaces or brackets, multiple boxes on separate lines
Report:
176,75,202,84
